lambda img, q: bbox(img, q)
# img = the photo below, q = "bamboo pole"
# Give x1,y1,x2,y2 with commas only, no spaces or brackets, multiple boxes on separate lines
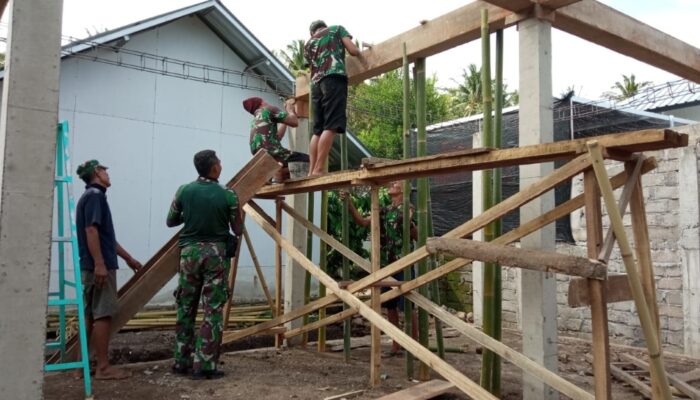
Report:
370,187,382,386
414,56,430,381
480,8,500,395
587,141,672,400
341,132,351,361
275,198,283,348
427,191,445,359
402,41,415,378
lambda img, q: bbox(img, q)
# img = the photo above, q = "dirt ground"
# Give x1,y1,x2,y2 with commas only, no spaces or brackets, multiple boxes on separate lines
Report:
44,324,700,400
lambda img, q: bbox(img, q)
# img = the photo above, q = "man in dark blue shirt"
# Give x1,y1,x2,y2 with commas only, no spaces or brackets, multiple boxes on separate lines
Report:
76,159,142,380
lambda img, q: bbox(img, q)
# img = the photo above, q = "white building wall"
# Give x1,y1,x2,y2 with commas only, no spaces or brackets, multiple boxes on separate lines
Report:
53,16,286,304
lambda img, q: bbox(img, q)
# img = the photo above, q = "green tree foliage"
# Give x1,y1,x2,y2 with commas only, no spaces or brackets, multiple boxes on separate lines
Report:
274,39,308,76
447,63,518,118
603,73,651,101
348,70,451,159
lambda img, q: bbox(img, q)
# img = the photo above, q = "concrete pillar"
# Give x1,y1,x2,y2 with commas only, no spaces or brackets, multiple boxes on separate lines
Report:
518,17,558,400
283,118,309,346
679,140,700,357
0,1,64,398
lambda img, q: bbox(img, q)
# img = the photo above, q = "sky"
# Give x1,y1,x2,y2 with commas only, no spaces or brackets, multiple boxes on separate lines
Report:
11,1,700,100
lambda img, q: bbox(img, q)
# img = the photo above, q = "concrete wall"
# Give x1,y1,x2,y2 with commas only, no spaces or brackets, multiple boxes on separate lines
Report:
51,16,291,304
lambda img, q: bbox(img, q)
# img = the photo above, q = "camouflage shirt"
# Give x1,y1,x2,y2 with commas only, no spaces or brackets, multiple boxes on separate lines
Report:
304,25,352,84
249,106,290,161
380,203,415,266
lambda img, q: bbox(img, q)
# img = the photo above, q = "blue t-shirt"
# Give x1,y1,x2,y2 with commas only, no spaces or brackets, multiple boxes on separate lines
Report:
76,183,119,271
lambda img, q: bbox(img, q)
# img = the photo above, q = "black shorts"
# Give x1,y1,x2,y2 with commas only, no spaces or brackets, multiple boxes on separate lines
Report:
382,269,405,310
311,75,348,136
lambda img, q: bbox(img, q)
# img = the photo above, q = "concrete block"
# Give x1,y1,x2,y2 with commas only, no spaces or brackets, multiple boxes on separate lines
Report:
657,277,683,290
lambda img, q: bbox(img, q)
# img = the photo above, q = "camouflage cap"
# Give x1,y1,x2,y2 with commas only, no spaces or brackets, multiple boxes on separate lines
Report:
309,20,327,34
76,159,107,179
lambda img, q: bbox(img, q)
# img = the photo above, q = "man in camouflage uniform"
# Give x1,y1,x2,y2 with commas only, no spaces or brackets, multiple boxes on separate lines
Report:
167,150,242,380
304,20,361,176
243,96,309,182
343,181,417,355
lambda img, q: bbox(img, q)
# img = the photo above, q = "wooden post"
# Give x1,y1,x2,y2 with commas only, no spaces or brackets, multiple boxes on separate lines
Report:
275,197,283,348
628,161,662,398
587,141,672,400
222,213,246,327
370,187,382,386
583,168,612,400
243,228,275,310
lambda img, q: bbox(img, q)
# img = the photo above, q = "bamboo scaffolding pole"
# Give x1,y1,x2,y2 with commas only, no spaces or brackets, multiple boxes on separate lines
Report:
222,154,595,345
242,228,275,310
244,203,498,400
402,41,415,378
370,187,382,386
341,132,352,361
275,198,283,348
414,55,430,381
587,141,672,400
480,8,500,394
282,159,656,343
426,193,444,360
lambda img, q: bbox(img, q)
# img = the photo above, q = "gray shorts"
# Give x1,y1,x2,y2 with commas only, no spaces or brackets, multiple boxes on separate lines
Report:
81,269,118,320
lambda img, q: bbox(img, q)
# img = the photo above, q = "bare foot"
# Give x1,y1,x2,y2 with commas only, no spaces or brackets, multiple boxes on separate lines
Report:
309,171,324,177
94,366,132,380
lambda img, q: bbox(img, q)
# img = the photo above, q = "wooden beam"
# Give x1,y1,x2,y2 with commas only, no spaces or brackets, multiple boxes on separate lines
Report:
244,203,499,400
554,0,700,83
588,141,673,400
587,355,653,399
274,198,283,348
567,274,632,307
377,380,456,400
242,227,275,310
621,353,700,400
370,187,382,386
426,238,607,279
256,129,685,197
295,1,516,98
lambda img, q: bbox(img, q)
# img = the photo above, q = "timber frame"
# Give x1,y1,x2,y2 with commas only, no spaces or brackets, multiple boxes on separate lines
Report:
219,129,687,399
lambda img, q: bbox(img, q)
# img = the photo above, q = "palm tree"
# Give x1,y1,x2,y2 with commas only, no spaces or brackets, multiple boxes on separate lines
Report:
603,74,651,101
448,64,518,118
274,39,308,76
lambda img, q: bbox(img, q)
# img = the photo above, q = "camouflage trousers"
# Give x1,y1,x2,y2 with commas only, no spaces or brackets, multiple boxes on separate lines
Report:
173,242,229,372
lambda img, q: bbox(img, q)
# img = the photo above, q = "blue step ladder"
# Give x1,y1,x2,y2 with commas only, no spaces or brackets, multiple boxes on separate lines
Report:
45,121,92,398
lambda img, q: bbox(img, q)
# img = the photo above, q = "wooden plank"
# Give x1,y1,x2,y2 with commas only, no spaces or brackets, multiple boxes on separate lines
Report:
323,390,365,400
362,148,491,169
588,141,672,400
554,0,700,83
256,129,685,197
426,238,607,279
628,165,663,398
598,156,644,263
567,274,632,307
583,168,612,400
377,379,456,400
586,355,653,399
538,0,583,9
621,353,700,400
274,198,283,348
295,1,516,98
370,187,382,386
243,227,275,310
244,204,498,400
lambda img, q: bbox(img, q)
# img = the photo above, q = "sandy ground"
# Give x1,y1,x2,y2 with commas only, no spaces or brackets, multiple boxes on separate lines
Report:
43,325,700,400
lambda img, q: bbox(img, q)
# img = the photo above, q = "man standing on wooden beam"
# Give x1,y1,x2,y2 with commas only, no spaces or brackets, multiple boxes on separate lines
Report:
303,19,360,176
166,150,243,380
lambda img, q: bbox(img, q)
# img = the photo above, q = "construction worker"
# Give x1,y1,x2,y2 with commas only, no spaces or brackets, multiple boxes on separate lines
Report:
76,159,142,380
341,181,417,356
243,96,309,182
303,20,361,176
166,150,243,380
